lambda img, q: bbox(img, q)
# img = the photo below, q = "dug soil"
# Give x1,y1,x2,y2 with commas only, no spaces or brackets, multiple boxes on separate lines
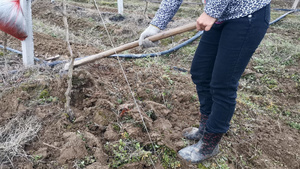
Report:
0,0,299,169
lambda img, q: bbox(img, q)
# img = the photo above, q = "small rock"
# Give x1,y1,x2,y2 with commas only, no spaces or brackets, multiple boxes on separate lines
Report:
59,132,88,164
104,124,119,141
174,141,185,150
153,118,172,131
74,116,85,123
94,147,108,164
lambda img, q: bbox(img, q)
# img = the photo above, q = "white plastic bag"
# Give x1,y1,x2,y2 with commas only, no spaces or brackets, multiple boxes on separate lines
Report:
0,0,27,40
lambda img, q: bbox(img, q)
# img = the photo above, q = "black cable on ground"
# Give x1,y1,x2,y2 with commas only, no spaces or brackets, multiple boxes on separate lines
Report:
269,10,296,25
273,8,300,12
0,46,22,55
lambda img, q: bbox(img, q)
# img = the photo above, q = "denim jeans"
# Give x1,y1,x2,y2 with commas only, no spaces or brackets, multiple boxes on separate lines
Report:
190,4,270,133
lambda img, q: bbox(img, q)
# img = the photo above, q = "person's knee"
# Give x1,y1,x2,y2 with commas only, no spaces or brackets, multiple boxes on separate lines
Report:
191,72,211,86
210,84,237,105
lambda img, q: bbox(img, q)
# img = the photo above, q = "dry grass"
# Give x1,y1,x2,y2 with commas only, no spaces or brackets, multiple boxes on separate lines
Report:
0,113,41,166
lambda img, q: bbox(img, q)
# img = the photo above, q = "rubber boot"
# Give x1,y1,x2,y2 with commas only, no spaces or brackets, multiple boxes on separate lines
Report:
178,132,223,164
182,114,208,140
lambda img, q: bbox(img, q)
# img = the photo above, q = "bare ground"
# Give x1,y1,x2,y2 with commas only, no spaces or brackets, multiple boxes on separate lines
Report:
0,0,299,169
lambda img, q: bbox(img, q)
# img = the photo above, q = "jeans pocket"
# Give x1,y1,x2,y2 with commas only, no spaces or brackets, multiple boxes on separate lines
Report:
264,4,271,25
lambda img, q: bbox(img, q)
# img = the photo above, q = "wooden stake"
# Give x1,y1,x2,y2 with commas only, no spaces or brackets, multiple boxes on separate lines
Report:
118,0,124,15
292,0,299,9
21,0,34,67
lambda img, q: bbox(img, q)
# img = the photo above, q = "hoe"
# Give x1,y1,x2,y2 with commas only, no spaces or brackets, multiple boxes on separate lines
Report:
65,22,197,69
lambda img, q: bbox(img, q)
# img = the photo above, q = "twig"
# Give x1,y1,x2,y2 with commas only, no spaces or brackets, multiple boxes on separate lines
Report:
42,142,61,150
45,55,60,61
93,1,157,168
144,0,148,15
63,0,75,122
3,33,7,54
4,33,8,71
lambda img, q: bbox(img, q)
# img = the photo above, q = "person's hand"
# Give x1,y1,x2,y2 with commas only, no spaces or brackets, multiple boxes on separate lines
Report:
138,24,160,48
196,12,217,31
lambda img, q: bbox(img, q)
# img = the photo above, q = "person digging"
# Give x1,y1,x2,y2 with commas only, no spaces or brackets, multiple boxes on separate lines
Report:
139,0,271,164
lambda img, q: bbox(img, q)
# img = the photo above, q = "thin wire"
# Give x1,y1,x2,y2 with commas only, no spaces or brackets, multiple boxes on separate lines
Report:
92,1,157,167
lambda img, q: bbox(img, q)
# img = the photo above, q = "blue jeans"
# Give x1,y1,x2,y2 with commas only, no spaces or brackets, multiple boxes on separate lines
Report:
190,4,270,133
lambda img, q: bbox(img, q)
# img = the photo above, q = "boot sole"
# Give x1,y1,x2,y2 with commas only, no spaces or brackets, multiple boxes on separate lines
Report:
177,151,220,165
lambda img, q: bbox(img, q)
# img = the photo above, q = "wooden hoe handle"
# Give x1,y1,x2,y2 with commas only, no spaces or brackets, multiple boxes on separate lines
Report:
72,22,197,67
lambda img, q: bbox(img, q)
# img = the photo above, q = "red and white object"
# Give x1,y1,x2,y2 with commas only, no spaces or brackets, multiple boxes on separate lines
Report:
0,0,27,40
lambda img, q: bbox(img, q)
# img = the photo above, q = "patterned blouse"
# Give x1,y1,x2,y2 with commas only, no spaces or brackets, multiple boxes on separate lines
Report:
151,0,272,30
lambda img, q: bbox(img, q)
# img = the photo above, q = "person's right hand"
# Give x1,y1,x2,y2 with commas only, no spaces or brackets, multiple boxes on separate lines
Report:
138,24,160,48
196,12,217,31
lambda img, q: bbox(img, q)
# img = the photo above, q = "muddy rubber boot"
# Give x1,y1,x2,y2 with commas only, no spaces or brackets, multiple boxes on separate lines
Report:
178,132,223,164
182,114,208,140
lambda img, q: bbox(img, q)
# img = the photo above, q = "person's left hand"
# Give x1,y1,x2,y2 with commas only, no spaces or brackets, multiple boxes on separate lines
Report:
139,25,160,47
196,12,217,31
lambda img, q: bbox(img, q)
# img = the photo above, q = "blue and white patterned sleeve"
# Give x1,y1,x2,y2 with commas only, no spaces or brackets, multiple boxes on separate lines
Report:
150,0,183,30
204,0,230,19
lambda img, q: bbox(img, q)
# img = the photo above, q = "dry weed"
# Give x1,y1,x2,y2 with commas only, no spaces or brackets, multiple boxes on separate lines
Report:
0,113,41,166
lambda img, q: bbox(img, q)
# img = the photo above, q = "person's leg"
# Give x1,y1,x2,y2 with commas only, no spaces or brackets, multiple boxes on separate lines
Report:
179,4,270,163
184,24,223,140
206,4,270,133
190,24,222,117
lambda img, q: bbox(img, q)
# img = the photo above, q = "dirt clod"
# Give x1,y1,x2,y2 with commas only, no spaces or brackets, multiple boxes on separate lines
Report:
0,0,299,168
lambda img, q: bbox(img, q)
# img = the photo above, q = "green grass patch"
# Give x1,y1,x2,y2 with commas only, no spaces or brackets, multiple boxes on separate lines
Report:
288,121,300,130
144,144,181,169
105,138,152,168
198,156,230,169
75,156,96,168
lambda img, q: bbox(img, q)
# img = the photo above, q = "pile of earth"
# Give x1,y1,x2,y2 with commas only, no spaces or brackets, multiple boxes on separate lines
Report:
0,0,299,169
